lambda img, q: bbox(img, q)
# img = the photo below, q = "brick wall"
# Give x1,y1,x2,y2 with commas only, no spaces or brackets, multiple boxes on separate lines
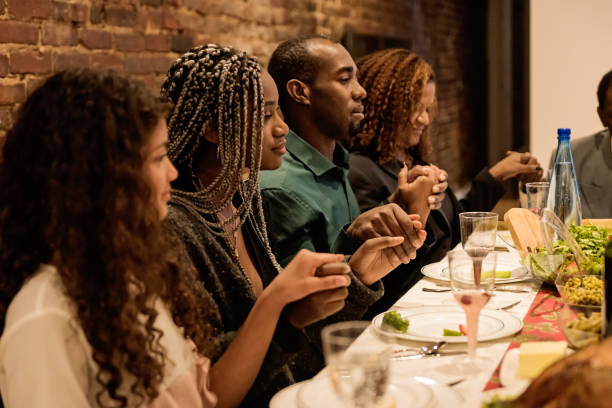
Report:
0,0,485,184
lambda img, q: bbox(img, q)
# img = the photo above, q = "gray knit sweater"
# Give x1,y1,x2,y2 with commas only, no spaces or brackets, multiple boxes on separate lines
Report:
165,201,384,407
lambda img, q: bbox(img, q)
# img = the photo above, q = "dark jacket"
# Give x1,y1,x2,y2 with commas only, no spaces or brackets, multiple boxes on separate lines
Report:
348,152,505,317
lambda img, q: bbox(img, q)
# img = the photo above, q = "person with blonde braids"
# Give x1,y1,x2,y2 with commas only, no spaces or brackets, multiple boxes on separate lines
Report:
0,69,219,407
162,44,406,407
348,49,543,313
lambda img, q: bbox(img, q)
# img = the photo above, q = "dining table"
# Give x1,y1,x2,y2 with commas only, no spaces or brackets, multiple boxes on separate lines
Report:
270,231,569,408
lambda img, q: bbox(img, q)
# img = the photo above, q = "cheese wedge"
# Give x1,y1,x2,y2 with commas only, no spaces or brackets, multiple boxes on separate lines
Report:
517,341,567,379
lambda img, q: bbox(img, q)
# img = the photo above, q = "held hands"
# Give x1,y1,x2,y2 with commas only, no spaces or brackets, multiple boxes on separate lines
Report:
347,203,427,263
268,250,350,311
390,164,438,221
349,236,407,286
285,262,350,329
488,151,543,182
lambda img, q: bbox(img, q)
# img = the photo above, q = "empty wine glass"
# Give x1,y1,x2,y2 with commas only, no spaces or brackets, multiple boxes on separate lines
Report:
448,249,498,373
321,321,392,408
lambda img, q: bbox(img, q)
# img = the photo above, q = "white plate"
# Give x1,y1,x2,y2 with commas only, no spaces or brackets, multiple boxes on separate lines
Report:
499,348,530,393
373,305,523,343
269,381,302,408
421,259,530,284
295,375,435,408
412,376,464,407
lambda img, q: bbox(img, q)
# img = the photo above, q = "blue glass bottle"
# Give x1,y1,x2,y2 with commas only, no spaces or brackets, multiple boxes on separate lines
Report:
546,128,582,225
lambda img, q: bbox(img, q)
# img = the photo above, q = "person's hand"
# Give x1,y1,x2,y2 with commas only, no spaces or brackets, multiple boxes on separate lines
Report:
266,250,351,308
346,203,427,262
349,236,407,286
390,164,436,222
285,262,350,328
428,165,448,210
488,151,543,182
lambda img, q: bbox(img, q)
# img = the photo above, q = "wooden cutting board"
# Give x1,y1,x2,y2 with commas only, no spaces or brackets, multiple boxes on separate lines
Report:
503,208,543,254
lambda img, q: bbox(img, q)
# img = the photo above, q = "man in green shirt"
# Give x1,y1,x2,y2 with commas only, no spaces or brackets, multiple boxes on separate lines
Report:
261,36,428,278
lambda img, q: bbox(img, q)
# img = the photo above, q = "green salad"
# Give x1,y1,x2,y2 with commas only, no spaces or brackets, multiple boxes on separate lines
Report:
530,224,611,283
382,311,409,333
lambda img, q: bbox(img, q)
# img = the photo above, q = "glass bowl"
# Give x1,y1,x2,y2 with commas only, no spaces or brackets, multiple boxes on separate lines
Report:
527,252,572,284
554,272,603,306
557,302,602,349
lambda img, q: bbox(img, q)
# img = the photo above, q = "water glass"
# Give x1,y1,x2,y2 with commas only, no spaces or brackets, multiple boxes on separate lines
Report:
321,321,391,408
525,181,550,216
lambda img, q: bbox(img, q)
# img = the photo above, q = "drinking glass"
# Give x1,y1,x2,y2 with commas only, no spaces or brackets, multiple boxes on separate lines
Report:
321,321,391,408
448,249,497,371
525,181,550,216
459,212,498,286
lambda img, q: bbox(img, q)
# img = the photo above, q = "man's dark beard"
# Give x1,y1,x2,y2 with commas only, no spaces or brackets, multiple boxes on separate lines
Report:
349,120,363,137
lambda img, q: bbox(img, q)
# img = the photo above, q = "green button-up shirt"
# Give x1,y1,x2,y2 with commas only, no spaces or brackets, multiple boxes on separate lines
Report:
260,130,361,266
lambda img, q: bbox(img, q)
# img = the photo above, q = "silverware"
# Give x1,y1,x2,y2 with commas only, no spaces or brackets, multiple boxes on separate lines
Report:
497,300,521,311
422,287,529,294
391,350,467,360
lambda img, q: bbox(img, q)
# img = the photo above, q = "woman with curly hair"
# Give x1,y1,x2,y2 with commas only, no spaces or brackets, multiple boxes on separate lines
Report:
348,49,543,313
162,44,406,406
0,69,220,407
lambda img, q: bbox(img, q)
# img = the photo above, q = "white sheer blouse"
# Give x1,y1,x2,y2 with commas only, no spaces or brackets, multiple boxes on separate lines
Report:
0,264,217,407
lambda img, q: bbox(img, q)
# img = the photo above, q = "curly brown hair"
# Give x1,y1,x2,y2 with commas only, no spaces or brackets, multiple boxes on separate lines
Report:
0,70,217,407
350,48,436,165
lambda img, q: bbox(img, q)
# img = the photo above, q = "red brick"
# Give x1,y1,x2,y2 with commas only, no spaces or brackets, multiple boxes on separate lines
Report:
0,107,11,130
7,0,51,19
42,22,77,46
90,2,102,23
0,83,26,104
134,9,147,31
10,51,52,74
0,55,7,77
53,52,88,71
140,0,162,5
51,0,70,20
171,34,192,53
0,0,5,14
114,33,145,52
105,6,136,27
70,3,87,22
147,9,162,29
162,10,181,29
145,34,170,52
124,55,174,74
90,53,123,71
80,29,112,49
0,21,38,44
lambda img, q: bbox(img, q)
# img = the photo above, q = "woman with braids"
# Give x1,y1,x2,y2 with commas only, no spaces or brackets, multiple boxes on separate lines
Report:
162,44,408,406
0,69,345,408
349,48,543,272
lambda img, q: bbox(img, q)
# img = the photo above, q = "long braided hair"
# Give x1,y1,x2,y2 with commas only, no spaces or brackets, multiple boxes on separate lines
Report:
162,44,281,270
350,48,437,165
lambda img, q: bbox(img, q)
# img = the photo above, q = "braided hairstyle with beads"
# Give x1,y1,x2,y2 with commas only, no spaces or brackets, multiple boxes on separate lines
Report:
162,44,281,270
349,48,436,165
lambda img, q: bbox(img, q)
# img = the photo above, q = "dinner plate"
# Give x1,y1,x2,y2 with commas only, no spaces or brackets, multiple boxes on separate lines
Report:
421,258,530,284
295,375,435,408
372,305,523,343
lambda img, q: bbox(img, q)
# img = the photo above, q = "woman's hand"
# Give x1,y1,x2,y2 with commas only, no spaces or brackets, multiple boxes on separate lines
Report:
267,250,350,309
392,164,436,222
349,236,407,286
489,151,543,182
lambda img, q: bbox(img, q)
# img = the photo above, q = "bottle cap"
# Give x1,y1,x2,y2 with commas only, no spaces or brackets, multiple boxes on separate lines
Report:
557,128,571,140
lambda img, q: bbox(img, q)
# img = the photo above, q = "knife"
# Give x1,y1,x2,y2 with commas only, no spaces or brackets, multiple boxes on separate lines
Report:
391,351,467,360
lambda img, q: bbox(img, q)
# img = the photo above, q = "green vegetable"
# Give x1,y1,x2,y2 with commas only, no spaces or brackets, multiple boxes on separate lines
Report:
481,270,513,279
382,311,409,333
531,224,611,283
443,328,462,336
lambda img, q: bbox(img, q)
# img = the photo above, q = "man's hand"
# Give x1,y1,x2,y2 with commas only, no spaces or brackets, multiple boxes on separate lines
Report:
285,262,350,329
349,236,407,286
489,151,543,182
346,203,426,263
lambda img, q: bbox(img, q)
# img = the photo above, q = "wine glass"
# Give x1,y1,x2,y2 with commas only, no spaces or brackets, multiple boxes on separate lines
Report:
321,321,392,408
459,211,498,286
448,249,498,372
